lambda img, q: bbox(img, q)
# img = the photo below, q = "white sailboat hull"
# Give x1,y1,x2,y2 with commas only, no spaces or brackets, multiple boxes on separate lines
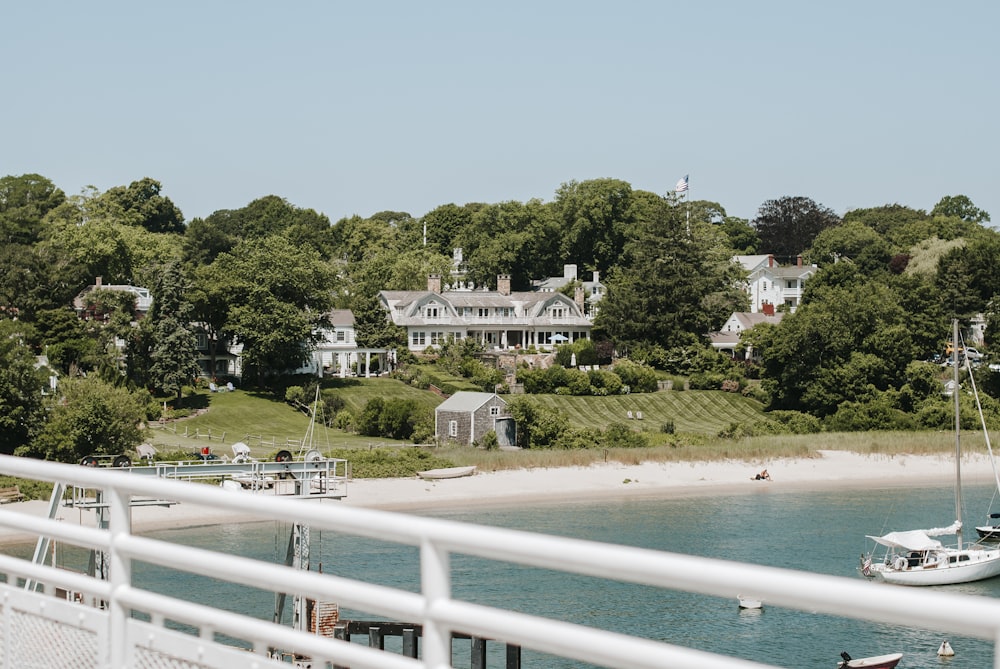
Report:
870,548,1000,586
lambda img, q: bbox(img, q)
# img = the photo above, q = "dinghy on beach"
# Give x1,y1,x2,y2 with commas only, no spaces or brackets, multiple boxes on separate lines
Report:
418,466,477,480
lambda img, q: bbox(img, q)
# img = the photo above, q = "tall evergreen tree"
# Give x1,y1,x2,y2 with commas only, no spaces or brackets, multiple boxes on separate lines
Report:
596,196,715,351
148,262,201,400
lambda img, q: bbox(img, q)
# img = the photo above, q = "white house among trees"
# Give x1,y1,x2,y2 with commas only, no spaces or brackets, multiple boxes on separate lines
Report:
733,255,816,314
380,275,591,352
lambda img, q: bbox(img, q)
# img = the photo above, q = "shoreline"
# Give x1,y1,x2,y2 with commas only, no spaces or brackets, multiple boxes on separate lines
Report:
0,450,993,546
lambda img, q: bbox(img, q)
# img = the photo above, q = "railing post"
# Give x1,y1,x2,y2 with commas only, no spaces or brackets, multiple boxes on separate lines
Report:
471,637,487,669
402,627,418,658
108,485,132,669
506,643,522,669
421,537,452,668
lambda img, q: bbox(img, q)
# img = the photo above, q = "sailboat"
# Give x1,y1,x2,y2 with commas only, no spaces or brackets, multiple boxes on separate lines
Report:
860,319,1000,586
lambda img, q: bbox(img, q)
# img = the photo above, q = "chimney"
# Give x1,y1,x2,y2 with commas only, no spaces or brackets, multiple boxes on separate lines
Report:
796,255,803,267
768,255,774,268
564,264,577,280
574,286,585,314
96,276,103,287
762,302,775,316
497,274,511,296
592,270,600,284
427,274,441,293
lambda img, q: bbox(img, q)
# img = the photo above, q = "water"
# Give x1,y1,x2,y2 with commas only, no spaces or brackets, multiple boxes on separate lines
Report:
35,482,1000,668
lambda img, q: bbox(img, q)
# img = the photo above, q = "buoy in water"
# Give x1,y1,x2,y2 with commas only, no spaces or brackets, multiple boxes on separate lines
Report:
938,640,955,656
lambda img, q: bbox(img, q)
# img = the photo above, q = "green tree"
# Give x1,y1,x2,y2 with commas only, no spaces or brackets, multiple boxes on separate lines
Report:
148,262,201,400
19,376,145,463
719,216,758,253
102,177,185,234
596,196,716,351
210,236,335,384
552,179,633,276
931,195,990,224
806,220,892,273
0,173,65,245
0,321,46,453
752,196,841,259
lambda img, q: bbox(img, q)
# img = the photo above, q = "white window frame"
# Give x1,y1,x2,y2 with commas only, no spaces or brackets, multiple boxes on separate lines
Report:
449,420,458,437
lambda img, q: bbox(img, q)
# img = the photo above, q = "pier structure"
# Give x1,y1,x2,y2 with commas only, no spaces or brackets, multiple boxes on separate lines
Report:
3,455,1000,668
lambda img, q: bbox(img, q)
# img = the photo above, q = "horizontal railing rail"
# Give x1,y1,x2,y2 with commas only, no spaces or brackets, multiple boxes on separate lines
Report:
0,454,999,668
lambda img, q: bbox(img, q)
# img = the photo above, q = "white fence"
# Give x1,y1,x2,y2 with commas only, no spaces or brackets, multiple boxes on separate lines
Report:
1,453,1000,668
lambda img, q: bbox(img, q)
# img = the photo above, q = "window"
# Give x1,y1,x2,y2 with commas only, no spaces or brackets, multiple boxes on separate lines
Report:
786,280,796,289
335,331,346,342
551,307,566,319
478,307,490,318
412,331,426,346
425,306,439,318
762,282,768,291
500,307,512,317
463,307,473,316
490,406,499,416
195,333,208,350
449,420,458,437
431,331,444,345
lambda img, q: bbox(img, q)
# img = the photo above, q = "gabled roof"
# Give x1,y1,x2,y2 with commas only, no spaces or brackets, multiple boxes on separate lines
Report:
435,391,506,413
730,312,784,329
325,309,355,327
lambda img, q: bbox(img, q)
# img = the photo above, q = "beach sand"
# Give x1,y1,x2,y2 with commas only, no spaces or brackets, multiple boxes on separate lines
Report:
0,450,990,545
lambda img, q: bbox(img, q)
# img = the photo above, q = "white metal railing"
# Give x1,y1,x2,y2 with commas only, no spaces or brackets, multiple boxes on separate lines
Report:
2,454,1000,668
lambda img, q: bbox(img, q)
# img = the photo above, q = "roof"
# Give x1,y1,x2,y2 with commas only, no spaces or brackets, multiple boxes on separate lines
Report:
325,309,355,327
435,391,506,413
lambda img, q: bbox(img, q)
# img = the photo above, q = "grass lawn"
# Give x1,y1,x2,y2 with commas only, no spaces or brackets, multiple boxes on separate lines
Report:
146,380,765,459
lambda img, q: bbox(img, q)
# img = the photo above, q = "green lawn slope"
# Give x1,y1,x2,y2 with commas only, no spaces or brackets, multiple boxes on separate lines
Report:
148,379,765,458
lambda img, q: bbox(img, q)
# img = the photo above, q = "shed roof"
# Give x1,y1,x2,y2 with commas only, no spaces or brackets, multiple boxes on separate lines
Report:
435,391,506,413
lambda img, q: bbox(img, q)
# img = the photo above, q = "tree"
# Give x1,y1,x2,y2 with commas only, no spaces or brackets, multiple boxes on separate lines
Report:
842,204,932,251
148,262,201,400
0,173,65,245
0,321,45,453
754,281,917,416
719,216,759,253
19,376,144,463
596,196,717,351
552,179,633,276
102,177,185,234
752,196,841,259
210,236,335,384
806,220,892,273
931,195,990,224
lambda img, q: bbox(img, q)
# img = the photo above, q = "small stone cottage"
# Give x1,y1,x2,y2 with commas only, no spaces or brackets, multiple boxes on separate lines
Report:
434,392,513,447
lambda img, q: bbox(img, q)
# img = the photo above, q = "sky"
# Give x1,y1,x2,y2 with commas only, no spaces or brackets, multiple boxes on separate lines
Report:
4,1,998,226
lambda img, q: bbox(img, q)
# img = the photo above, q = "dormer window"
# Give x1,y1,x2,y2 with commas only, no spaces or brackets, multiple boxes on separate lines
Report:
426,306,439,318
551,307,566,319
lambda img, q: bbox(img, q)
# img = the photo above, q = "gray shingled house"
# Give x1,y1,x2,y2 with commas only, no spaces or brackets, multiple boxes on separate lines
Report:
434,392,514,447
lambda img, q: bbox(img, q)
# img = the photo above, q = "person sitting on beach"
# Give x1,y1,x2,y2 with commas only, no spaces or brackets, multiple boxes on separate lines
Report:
752,469,771,481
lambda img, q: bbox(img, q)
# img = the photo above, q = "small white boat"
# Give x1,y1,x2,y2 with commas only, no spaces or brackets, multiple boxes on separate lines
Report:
837,651,902,669
737,595,762,609
417,466,477,480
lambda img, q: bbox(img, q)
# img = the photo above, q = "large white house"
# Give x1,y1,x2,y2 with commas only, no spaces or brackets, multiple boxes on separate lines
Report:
380,274,592,352
734,255,816,314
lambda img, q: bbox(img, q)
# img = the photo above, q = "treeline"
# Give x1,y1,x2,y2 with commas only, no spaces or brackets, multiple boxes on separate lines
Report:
2,171,1000,459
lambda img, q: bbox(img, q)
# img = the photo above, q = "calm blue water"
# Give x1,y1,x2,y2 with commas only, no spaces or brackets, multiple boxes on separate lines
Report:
33,482,1000,668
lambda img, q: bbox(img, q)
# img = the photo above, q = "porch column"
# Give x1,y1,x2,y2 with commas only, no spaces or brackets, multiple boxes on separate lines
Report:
365,351,372,378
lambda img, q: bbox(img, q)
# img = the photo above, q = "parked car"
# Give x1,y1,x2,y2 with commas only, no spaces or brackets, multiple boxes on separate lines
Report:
965,347,983,361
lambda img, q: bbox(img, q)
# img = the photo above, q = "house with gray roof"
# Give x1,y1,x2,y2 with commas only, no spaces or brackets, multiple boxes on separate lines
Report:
380,274,591,353
434,391,513,446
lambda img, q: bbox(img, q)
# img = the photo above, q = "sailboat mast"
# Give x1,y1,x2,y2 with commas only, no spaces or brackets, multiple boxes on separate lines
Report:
954,318,964,550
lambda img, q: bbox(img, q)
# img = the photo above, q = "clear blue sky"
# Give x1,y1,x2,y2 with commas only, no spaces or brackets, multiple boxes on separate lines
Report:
4,1,997,226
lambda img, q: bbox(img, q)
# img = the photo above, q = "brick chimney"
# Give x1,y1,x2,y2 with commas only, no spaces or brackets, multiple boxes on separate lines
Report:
497,274,511,296
574,286,585,314
768,255,774,268
427,274,441,293
796,255,803,267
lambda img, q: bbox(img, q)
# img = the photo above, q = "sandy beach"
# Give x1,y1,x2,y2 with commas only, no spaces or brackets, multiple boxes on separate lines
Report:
0,450,993,546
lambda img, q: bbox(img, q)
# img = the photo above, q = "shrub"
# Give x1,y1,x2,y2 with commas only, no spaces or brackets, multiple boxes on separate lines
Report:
661,420,675,434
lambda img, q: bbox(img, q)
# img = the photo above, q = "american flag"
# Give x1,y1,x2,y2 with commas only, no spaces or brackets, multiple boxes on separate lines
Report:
861,557,872,577
674,175,689,193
